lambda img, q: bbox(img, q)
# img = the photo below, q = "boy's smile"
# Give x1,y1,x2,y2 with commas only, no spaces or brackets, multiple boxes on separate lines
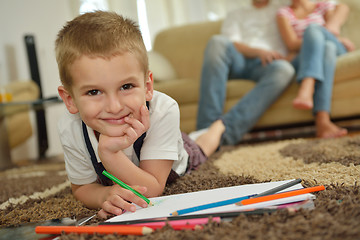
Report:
58,53,153,137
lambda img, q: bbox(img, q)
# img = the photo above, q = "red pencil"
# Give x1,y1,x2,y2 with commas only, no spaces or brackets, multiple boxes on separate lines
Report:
35,225,153,235
236,185,325,206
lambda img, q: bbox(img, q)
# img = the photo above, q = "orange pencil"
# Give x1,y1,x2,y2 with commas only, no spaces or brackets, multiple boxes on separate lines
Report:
35,225,153,235
236,185,325,206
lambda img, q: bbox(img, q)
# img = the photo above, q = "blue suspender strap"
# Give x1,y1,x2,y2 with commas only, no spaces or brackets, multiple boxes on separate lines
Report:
81,121,113,186
133,101,149,160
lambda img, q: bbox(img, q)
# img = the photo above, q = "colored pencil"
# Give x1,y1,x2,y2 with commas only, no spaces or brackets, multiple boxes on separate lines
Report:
100,208,276,225
35,225,153,235
102,170,151,205
170,194,256,216
132,223,204,230
132,216,221,229
254,179,302,198
236,185,325,206
170,179,302,216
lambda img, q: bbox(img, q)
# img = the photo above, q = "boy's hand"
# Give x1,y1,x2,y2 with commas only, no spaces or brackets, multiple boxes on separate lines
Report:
99,105,150,153
98,184,149,218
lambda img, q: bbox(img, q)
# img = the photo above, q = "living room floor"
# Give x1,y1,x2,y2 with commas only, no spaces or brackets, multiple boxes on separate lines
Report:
8,117,360,168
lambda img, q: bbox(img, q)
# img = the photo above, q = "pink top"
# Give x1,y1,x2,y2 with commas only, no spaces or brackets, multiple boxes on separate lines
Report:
277,2,335,38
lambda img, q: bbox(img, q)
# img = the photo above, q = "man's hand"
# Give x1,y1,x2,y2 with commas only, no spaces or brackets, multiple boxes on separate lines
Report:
99,105,150,153
257,49,284,66
98,184,149,218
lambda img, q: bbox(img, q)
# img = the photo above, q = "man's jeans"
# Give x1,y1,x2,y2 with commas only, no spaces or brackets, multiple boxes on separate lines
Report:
291,24,347,114
197,35,294,145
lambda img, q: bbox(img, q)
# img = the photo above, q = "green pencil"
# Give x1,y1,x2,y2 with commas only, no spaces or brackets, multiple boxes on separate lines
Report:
102,170,151,205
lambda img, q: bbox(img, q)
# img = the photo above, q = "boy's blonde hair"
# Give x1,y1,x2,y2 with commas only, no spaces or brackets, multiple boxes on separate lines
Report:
55,11,148,90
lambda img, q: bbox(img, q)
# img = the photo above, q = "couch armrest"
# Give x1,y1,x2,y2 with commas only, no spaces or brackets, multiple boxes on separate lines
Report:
335,49,360,82
3,80,40,149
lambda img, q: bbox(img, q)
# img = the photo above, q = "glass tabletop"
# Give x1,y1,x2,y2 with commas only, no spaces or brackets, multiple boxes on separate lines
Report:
0,96,62,116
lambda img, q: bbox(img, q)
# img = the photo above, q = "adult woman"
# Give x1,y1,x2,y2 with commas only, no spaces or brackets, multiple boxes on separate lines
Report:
277,0,355,138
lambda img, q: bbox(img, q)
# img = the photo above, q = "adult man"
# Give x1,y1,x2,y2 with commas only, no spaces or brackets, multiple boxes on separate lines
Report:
193,0,294,156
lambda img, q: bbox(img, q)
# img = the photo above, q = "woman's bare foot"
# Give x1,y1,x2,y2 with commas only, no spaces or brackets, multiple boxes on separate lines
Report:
293,78,315,110
316,111,348,138
195,120,225,157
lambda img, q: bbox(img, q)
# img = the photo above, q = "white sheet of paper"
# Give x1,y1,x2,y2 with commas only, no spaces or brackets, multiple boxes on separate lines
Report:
106,179,314,223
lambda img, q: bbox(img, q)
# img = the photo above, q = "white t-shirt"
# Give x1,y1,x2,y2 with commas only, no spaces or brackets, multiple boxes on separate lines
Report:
58,91,189,185
221,3,287,56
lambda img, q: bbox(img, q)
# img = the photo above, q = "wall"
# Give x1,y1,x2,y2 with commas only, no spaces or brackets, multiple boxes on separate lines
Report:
0,0,72,161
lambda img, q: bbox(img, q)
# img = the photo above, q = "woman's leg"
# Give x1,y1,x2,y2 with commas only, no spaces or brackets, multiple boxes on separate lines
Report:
293,24,347,111
315,111,347,138
293,77,315,109
313,40,347,138
293,25,325,110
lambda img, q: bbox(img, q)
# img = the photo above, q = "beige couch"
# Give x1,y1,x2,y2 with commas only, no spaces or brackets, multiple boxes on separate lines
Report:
2,80,39,148
151,0,360,134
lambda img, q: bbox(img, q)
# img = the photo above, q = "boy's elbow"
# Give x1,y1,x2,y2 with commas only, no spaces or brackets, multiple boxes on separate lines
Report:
144,182,166,198
147,187,165,198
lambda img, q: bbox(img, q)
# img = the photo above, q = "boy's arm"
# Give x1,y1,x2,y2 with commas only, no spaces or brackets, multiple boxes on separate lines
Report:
71,182,149,217
99,147,173,197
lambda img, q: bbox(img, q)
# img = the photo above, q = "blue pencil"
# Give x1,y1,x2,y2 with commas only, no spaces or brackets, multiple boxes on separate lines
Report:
170,194,256,216
170,179,302,216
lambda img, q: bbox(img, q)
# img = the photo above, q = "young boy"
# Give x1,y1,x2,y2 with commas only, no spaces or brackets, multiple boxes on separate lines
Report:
55,11,210,218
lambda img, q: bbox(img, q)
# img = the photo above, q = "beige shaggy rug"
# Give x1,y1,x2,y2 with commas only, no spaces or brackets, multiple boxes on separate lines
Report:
0,134,359,239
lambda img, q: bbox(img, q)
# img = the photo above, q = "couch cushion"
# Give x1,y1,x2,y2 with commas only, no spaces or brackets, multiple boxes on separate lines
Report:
153,21,222,81
148,51,177,82
155,78,256,106
154,78,199,104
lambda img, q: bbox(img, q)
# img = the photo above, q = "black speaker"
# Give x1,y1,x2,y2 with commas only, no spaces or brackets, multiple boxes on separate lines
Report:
24,35,48,159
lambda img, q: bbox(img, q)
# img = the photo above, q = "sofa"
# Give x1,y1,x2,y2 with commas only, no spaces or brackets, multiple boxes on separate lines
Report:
150,0,360,134
1,80,39,149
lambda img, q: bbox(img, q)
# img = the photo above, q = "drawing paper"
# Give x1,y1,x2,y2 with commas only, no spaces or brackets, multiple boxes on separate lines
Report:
106,179,315,223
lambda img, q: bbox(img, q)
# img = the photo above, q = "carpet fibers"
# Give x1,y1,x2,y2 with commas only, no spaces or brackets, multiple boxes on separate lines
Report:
1,135,359,239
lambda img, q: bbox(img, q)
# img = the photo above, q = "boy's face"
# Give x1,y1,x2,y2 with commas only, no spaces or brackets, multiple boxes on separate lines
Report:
58,53,153,137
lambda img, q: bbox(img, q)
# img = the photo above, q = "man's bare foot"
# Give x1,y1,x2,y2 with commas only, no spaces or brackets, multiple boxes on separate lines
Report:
316,112,348,138
293,78,315,110
195,120,225,157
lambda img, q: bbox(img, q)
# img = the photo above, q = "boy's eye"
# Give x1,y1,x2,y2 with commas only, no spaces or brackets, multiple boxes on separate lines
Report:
121,84,134,90
87,89,101,96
